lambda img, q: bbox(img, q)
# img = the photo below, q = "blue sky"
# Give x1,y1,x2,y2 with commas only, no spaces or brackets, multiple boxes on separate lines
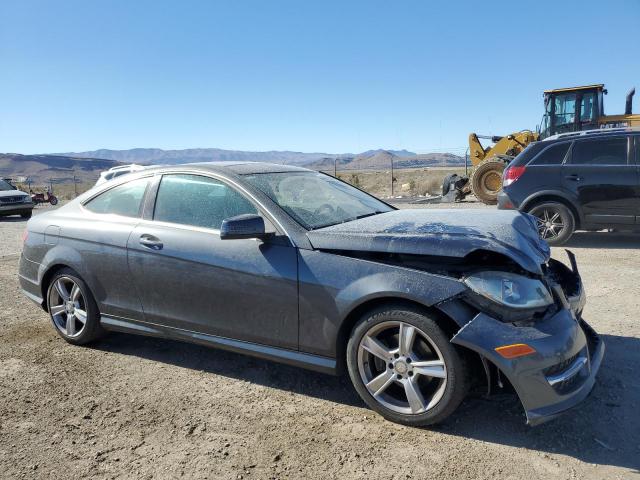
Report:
1,0,639,155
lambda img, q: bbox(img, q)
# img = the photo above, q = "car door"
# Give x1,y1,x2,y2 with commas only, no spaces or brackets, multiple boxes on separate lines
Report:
66,176,152,320
562,135,638,225
126,173,299,350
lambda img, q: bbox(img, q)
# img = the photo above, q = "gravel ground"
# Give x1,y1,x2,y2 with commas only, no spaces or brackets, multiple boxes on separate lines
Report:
1,203,639,479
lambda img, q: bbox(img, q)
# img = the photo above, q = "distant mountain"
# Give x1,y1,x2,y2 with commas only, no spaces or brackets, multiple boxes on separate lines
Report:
0,147,464,186
357,149,417,158
305,150,465,171
0,153,119,184
57,148,340,166
55,147,462,170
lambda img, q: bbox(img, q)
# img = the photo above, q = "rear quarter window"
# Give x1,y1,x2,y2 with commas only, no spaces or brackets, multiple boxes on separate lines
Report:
530,142,571,165
84,177,150,217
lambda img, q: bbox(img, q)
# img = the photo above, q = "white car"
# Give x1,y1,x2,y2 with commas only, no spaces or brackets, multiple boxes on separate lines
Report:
0,178,33,218
95,164,147,186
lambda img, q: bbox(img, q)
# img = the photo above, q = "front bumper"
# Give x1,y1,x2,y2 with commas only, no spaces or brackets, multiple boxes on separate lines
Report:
0,201,33,216
451,254,604,425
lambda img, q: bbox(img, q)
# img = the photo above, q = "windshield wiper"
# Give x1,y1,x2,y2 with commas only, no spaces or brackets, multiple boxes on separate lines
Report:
310,211,386,230
353,211,383,220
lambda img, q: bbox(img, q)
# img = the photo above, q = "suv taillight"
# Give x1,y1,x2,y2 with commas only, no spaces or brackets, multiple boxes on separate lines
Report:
503,165,526,186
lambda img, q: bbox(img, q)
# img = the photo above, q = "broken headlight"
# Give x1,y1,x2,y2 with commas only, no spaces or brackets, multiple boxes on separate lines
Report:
463,271,554,322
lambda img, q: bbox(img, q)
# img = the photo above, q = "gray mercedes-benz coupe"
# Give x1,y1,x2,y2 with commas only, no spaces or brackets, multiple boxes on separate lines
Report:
18,162,604,426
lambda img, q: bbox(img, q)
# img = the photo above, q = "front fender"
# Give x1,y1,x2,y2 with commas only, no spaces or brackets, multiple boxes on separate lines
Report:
297,249,466,358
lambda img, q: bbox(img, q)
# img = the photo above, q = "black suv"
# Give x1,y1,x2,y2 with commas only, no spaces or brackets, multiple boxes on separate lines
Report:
498,128,640,245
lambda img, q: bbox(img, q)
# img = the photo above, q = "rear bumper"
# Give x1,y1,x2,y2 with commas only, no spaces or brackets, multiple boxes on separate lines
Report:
18,254,45,307
497,191,516,210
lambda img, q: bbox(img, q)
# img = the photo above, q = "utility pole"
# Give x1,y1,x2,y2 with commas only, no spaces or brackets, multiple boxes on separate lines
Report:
334,158,337,177
390,156,394,197
73,175,78,197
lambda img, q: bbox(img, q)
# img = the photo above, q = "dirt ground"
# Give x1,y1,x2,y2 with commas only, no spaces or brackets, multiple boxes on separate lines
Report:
1,203,639,479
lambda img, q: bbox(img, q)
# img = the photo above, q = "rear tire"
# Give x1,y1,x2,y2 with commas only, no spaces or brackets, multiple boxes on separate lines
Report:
441,173,458,196
346,305,469,427
528,201,575,245
46,268,104,345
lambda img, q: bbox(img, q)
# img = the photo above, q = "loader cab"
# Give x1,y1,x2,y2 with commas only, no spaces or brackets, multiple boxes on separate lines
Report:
538,85,605,139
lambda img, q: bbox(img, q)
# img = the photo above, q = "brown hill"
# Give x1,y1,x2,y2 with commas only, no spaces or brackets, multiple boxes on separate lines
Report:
0,153,120,185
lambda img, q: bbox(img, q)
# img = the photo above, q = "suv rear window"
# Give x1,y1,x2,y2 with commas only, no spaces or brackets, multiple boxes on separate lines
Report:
569,137,628,165
531,142,570,165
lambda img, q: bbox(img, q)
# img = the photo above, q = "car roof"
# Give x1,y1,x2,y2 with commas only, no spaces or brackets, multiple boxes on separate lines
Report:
542,127,640,142
142,161,313,175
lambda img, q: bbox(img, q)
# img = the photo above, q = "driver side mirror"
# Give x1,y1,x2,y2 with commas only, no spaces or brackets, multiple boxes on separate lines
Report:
220,214,272,240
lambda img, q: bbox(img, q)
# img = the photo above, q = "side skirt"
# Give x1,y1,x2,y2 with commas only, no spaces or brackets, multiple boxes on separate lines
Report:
100,315,337,375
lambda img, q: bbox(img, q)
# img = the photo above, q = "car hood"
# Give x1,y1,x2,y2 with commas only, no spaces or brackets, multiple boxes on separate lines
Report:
0,189,29,198
306,209,550,275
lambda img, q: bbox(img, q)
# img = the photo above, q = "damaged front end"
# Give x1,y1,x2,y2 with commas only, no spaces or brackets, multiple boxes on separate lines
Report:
445,250,604,425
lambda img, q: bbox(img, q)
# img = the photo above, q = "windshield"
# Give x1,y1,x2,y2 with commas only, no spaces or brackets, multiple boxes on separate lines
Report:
243,171,393,229
0,179,16,191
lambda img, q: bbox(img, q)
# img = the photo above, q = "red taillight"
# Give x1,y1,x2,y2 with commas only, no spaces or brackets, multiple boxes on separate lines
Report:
22,230,28,244
503,165,526,186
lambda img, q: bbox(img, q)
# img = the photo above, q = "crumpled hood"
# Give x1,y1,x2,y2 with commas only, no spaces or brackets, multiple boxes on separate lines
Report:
306,209,550,275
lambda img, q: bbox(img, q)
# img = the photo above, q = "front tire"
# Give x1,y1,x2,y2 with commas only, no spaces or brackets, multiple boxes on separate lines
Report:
470,159,507,205
21,211,32,219
346,305,468,427
46,268,104,345
528,201,575,245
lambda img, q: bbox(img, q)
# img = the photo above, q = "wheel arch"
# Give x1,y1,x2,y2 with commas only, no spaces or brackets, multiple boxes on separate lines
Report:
40,263,79,311
334,297,462,374
521,192,582,228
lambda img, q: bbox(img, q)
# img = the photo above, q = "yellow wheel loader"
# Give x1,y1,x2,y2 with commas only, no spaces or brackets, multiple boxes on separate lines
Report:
447,84,640,205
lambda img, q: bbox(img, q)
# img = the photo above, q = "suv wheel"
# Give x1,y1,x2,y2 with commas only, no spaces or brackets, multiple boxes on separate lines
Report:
46,268,104,345
528,202,575,245
346,305,468,427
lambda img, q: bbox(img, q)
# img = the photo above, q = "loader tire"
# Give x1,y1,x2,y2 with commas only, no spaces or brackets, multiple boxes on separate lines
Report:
470,159,506,205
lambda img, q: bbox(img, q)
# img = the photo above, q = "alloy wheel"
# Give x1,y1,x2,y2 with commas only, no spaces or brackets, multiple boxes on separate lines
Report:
357,321,447,415
48,277,88,338
533,207,565,240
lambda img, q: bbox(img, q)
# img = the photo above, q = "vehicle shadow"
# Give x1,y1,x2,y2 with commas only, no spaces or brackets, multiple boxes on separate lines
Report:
0,216,29,222
94,331,640,471
94,332,363,407
563,231,640,249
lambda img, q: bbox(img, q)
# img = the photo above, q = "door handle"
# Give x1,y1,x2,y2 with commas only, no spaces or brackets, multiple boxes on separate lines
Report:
139,234,163,250
564,174,582,181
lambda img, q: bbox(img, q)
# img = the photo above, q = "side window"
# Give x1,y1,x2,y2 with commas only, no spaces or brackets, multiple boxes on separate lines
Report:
85,177,149,217
531,143,570,165
153,174,258,230
570,137,628,165
579,93,596,122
